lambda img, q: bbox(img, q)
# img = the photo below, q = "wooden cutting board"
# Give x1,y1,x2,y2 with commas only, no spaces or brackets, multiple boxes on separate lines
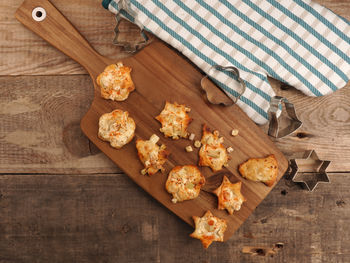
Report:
16,0,288,241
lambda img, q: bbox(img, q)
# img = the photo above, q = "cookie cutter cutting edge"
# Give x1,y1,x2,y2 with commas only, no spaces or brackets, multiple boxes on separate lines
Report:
112,2,302,139
113,0,148,53
289,150,331,192
200,66,302,138
112,0,302,139
200,65,246,106
268,96,302,138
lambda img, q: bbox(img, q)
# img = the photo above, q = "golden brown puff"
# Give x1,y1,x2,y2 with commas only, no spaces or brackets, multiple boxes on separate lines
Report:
136,134,169,176
190,210,227,249
166,165,205,203
198,124,229,172
97,62,135,101
98,109,135,149
213,176,246,215
155,101,192,140
239,155,278,187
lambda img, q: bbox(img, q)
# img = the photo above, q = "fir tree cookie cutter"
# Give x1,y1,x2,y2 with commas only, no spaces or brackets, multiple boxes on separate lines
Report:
113,0,148,53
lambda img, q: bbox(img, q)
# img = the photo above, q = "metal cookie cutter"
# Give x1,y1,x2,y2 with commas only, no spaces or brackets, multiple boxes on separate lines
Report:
268,96,302,138
200,65,246,106
113,0,148,53
289,150,331,192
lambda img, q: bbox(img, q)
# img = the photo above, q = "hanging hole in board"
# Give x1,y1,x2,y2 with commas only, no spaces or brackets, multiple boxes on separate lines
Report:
32,7,46,22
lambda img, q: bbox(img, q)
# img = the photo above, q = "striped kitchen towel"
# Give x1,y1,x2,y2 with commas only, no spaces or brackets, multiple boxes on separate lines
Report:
102,0,350,125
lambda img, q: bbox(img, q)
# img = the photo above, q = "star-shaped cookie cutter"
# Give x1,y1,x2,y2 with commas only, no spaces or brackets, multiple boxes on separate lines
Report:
289,150,330,191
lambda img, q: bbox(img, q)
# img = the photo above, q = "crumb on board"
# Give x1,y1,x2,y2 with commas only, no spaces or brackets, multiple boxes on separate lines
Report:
194,140,201,148
231,129,239,136
150,134,160,143
189,133,195,141
185,145,193,152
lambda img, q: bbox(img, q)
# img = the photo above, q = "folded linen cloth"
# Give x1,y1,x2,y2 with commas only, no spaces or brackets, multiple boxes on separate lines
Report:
102,0,350,125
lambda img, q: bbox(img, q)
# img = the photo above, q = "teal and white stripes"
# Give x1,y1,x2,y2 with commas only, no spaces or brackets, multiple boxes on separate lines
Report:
104,0,350,125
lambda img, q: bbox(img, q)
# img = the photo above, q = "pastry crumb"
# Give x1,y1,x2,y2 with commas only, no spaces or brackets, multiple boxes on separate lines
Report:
231,129,239,136
227,147,234,153
185,145,193,152
189,133,195,141
194,140,201,148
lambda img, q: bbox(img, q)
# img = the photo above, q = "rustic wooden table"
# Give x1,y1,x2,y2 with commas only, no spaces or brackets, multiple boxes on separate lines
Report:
1,0,349,262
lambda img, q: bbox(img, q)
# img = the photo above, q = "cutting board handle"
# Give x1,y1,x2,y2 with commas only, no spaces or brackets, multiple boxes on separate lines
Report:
15,0,106,75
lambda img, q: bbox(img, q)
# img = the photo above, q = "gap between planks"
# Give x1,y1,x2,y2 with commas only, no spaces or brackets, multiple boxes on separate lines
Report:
0,172,349,176
1,75,349,173
0,173,349,262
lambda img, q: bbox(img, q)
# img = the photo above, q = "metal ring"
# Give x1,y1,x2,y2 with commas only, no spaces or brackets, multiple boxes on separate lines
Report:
32,7,46,22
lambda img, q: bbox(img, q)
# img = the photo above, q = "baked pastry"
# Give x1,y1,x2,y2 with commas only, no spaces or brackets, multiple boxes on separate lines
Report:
97,62,135,101
199,124,229,172
136,134,169,176
213,176,246,214
239,155,278,187
98,109,136,149
190,210,227,249
165,165,205,203
155,101,192,139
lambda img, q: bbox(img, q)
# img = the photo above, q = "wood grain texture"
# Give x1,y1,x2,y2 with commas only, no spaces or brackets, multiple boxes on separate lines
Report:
1,0,349,76
2,0,348,174
1,0,151,76
0,75,121,174
16,0,288,240
15,0,111,77
1,75,349,173
0,0,349,261
14,0,289,241
82,42,288,241
265,78,350,172
0,173,349,263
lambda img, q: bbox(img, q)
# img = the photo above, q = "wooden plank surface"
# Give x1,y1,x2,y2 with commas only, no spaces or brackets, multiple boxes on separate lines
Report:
1,0,349,172
1,0,349,76
1,75,349,172
0,0,124,75
14,0,289,241
1,0,350,261
0,173,349,263
0,75,120,174
266,78,350,172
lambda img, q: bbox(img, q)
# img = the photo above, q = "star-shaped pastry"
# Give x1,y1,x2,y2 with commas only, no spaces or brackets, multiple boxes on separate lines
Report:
190,210,227,249
213,176,246,215
155,101,192,139
290,150,330,191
